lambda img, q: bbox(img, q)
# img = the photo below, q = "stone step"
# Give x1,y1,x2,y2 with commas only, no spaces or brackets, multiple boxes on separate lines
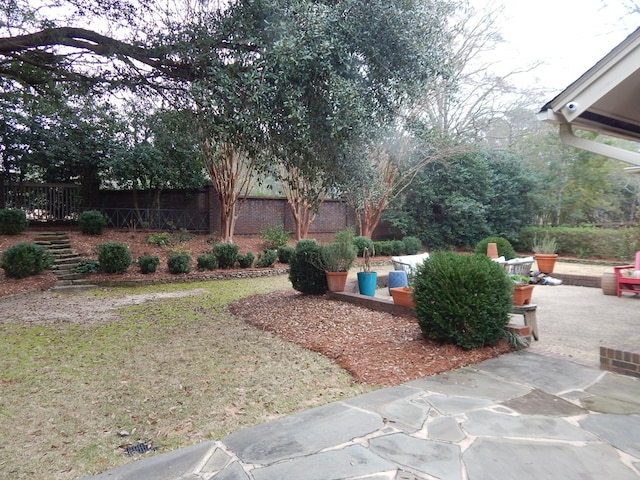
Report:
54,256,82,266
51,283,97,292
55,272,88,281
43,243,72,251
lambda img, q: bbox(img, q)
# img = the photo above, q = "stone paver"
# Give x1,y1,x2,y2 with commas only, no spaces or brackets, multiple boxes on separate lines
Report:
81,352,640,480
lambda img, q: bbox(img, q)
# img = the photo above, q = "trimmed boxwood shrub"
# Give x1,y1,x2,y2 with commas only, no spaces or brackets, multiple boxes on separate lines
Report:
96,242,132,273
138,254,160,274
168,252,191,273
0,209,28,234
474,236,516,260
413,252,512,350
197,254,217,270
402,236,423,255
214,243,238,269
277,245,294,264
289,239,327,294
237,252,255,268
256,249,277,267
1,242,53,278
353,236,374,257
374,241,393,256
79,210,107,235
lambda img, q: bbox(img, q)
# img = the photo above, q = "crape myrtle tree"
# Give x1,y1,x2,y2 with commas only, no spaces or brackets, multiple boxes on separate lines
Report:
177,0,455,241
260,0,454,239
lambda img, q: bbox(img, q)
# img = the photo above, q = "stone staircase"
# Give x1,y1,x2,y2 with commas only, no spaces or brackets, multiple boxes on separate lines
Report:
34,232,96,291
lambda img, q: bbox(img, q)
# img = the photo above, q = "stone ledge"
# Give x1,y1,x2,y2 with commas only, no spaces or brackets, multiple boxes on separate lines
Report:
600,346,640,378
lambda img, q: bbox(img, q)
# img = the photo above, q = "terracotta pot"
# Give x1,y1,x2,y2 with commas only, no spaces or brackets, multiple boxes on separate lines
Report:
534,253,558,274
390,287,415,307
601,272,616,296
326,271,349,292
486,242,499,259
512,284,534,306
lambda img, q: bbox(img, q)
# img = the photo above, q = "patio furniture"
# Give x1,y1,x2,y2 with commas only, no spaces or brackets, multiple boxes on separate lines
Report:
495,256,534,276
511,304,539,341
391,252,430,276
614,251,640,297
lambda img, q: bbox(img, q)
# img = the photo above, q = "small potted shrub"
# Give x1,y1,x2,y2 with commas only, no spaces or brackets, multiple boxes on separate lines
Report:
320,228,357,292
510,274,534,306
357,247,377,296
532,233,558,274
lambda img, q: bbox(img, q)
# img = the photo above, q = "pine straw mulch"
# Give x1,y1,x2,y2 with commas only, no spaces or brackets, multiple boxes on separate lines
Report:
229,290,512,387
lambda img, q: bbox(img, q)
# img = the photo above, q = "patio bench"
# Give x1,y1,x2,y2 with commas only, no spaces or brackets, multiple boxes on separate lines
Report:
391,253,430,276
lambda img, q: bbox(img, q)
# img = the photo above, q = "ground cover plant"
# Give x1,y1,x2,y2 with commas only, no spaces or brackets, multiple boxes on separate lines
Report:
0,276,371,480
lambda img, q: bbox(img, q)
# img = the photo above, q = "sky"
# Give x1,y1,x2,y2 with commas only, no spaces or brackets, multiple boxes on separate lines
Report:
470,0,638,98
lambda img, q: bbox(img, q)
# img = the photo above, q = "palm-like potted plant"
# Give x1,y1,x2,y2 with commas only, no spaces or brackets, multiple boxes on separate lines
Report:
357,246,378,296
320,228,357,292
532,233,558,274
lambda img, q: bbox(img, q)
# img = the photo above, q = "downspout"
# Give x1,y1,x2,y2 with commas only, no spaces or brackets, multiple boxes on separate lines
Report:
558,123,640,173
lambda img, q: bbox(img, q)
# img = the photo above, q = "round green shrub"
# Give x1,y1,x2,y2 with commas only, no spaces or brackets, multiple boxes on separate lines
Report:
413,252,512,350
197,254,218,270
402,236,423,255
138,254,160,274
0,209,28,234
277,245,294,264
0,242,53,278
214,243,238,269
256,249,277,267
96,242,132,273
168,252,191,274
237,252,255,268
79,210,107,235
374,241,392,256
75,259,100,274
390,240,404,256
353,236,374,257
473,236,516,260
260,224,290,250
289,239,327,294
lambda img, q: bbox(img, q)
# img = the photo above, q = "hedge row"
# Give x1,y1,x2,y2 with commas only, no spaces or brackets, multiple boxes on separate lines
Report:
515,226,640,261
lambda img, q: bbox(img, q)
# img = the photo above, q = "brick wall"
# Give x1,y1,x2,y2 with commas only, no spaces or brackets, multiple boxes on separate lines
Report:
600,346,640,378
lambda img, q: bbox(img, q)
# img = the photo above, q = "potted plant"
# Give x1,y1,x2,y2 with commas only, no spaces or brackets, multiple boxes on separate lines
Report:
389,284,415,307
357,247,377,296
510,274,534,305
320,228,357,292
532,233,558,274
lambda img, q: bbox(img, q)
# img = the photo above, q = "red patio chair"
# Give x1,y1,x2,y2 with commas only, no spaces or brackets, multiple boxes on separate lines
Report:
614,251,640,297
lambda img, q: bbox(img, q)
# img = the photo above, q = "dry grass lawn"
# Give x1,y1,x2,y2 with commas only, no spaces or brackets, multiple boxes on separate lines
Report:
0,277,372,480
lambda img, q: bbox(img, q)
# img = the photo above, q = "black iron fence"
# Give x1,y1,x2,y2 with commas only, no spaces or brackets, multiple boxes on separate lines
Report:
102,208,209,232
1,182,82,222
